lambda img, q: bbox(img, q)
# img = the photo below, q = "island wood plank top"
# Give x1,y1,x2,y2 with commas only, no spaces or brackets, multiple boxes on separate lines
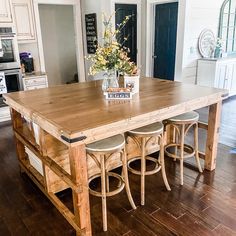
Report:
3,78,227,145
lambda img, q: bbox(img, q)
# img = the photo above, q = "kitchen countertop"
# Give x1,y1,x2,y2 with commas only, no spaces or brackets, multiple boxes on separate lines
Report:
22,71,47,78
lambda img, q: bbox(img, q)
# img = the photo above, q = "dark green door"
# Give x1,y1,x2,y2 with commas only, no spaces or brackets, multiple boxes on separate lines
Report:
154,3,178,80
115,4,137,63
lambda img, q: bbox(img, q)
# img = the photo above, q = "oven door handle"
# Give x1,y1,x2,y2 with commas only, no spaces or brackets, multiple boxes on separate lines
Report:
4,69,21,76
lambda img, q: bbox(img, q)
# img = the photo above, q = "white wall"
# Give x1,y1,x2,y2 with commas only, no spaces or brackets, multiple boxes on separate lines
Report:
39,4,77,86
182,0,224,84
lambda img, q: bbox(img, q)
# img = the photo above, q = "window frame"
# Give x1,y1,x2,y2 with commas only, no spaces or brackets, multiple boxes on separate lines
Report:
218,0,236,54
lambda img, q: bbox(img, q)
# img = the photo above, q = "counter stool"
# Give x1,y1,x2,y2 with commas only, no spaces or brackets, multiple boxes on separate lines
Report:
86,134,136,231
127,122,171,206
164,111,203,185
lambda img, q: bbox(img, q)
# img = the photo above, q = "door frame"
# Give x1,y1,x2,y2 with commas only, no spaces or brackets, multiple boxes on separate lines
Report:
33,0,86,82
146,0,187,81
111,0,141,68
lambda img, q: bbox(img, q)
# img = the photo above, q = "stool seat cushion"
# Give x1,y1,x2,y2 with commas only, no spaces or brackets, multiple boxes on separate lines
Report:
86,134,125,152
167,111,199,123
128,122,163,135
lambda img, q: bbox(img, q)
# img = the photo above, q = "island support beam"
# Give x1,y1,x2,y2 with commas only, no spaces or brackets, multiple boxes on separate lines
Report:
11,108,28,171
69,145,92,236
205,102,222,171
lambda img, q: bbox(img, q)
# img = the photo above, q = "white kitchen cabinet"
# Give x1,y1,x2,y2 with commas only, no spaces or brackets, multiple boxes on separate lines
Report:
0,0,12,22
22,73,48,90
12,0,36,42
197,58,236,96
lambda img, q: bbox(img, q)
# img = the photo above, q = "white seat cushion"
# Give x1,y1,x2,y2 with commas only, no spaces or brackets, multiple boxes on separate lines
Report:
86,134,125,152
128,122,163,135
167,111,199,123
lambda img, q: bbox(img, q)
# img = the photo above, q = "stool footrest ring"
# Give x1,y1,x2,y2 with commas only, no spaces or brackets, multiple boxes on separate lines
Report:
127,156,161,176
164,143,195,159
89,172,125,197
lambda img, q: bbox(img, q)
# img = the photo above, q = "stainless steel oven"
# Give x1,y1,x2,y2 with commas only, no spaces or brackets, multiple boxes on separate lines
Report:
0,27,22,108
0,27,20,70
0,69,22,107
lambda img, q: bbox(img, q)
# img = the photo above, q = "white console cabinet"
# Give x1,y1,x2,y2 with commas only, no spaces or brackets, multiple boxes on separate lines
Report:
197,58,236,96
22,73,48,90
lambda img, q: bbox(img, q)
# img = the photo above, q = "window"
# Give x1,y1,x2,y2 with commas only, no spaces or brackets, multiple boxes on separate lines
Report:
219,0,236,53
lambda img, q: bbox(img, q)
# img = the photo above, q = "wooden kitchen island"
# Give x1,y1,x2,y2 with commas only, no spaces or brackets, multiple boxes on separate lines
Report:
3,78,228,235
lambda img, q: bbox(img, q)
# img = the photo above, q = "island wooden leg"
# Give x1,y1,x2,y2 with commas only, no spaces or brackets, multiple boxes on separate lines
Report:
10,108,27,171
205,102,222,171
69,145,92,236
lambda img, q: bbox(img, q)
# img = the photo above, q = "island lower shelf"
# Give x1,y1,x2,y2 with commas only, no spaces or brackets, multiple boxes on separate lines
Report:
14,120,160,194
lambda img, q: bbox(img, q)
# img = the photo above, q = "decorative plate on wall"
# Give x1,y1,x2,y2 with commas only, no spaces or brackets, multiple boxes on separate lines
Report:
198,29,216,58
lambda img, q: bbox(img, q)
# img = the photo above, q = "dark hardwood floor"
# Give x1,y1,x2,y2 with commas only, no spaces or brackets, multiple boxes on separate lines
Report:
0,97,236,235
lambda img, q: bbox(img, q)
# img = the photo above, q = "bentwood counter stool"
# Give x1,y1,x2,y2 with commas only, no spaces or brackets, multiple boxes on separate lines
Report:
164,111,203,185
86,134,136,231
127,122,171,206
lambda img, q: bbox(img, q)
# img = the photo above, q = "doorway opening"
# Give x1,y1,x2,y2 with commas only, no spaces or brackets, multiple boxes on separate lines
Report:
153,2,178,80
38,4,77,86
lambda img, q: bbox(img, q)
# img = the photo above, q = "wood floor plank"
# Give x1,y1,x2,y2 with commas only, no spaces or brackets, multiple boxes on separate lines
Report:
203,205,236,232
152,210,200,236
213,224,236,236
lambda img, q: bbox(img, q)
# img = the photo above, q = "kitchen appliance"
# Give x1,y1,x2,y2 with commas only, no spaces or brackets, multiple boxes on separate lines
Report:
0,27,22,110
0,27,20,71
20,52,34,73
0,68,22,108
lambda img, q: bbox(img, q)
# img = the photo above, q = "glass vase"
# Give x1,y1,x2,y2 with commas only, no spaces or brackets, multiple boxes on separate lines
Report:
214,46,222,58
102,69,119,91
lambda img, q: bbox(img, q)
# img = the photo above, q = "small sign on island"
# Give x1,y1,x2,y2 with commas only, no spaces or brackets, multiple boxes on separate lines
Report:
104,88,133,100
85,13,98,54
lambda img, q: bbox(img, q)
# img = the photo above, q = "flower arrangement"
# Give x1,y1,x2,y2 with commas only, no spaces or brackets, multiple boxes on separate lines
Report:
87,13,138,76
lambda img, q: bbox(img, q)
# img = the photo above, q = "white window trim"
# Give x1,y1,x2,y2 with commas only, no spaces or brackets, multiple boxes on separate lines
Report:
146,0,187,81
110,0,142,69
33,0,86,82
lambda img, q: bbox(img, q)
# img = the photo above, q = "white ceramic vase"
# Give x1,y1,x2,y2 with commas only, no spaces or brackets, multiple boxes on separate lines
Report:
124,74,140,94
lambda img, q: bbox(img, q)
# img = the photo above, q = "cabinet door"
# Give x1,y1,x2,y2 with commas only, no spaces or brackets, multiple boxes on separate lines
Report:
215,63,227,89
23,76,48,90
225,63,234,90
229,61,236,94
12,0,35,42
0,0,12,22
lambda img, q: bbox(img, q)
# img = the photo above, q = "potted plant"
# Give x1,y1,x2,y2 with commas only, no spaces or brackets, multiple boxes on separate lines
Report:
87,13,138,92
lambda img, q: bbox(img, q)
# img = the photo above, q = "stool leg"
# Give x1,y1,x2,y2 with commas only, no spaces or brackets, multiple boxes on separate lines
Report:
180,125,185,186
173,127,177,162
194,123,203,173
141,137,146,205
100,155,107,231
122,149,136,210
160,134,171,191
106,172,109,192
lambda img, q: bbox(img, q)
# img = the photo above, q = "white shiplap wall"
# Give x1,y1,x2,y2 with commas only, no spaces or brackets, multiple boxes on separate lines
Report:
182,0,225,84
